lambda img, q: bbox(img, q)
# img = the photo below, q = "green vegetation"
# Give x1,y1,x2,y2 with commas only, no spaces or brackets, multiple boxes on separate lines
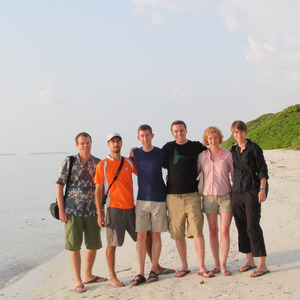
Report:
222,104,300,150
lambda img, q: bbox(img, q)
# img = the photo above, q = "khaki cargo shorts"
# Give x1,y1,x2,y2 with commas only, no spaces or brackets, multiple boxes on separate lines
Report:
202,193,232,214
135,200,167,232
166,192,204,240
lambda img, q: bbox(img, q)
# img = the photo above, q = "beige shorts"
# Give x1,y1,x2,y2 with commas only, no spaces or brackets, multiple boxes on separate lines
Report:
166,192,204,240
203,193,232,214
135,200,167,233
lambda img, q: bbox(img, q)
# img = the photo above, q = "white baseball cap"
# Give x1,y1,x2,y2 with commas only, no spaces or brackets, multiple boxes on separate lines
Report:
107,132,122,142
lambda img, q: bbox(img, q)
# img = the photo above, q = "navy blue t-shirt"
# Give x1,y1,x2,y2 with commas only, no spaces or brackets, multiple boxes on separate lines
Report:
131,147,167,202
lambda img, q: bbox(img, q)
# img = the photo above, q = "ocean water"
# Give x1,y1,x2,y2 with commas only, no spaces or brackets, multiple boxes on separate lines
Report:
0,153,74,289
0,152,138,289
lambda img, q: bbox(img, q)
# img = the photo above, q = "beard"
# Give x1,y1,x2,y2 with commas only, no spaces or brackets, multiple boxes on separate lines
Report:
112,148,121,154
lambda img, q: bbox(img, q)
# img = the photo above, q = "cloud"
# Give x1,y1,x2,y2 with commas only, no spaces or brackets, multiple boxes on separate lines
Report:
38,80,71,105
218,0,300,44
244,34,300,84
218,0,300,84
263,43,275,52
133,0,207,13
132,0,209,24
132,0,300,110
168,81,197,101
151,12,164,25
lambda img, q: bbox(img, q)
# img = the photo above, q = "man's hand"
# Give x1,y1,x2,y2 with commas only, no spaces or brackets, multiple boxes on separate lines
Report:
258,191,266,204
98,211,106,227
59,209,68,223
129,147,137,157
258,177,267,204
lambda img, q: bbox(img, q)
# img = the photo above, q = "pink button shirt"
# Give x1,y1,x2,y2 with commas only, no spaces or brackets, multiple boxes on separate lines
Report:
197,148,234,196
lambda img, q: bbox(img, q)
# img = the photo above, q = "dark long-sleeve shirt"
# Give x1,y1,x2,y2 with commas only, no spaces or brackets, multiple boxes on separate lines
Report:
230,139,268,193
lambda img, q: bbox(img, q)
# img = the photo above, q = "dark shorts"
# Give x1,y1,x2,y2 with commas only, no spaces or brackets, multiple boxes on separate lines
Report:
106,207,137,246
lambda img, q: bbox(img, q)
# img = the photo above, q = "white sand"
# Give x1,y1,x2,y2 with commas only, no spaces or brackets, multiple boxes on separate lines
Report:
1,149,300,300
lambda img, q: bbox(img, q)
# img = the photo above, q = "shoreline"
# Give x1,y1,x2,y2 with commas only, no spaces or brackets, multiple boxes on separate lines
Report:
0,250,66,291
1,150,300,299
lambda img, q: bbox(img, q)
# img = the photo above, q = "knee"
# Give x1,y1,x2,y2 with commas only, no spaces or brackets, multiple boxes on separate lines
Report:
220,228,230,240
209,227,218,238
137,232,147,243
247,223,261,238
151,232,161,242
106,246,116,254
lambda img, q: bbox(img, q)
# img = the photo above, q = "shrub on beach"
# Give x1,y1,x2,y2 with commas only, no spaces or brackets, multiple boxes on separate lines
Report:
222,104,300,150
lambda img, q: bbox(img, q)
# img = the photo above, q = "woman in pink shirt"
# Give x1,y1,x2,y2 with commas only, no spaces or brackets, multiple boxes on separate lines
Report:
197,127,234,276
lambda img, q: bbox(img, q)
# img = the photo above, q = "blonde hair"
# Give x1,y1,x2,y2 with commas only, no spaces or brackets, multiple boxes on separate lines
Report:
203,126,223,146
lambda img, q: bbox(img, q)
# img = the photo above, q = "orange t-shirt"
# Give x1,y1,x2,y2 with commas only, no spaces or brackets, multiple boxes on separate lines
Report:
94,156,137,209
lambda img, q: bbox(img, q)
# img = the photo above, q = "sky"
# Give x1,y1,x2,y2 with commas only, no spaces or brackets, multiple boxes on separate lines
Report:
1,0,299,156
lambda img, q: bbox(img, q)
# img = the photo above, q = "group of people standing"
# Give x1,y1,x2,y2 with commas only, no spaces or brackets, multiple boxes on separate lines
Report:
56,120,270,294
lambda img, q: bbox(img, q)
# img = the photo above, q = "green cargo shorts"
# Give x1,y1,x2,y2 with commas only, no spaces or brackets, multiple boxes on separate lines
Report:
65,214,102,251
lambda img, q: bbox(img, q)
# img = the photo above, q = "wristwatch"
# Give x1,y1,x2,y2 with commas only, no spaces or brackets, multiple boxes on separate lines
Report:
259,188,266,193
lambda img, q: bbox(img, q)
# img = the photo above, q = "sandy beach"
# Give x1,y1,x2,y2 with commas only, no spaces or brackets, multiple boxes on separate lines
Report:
1,149,299,300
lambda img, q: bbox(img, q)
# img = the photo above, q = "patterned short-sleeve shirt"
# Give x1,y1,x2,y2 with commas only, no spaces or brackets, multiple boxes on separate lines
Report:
56,154,101,217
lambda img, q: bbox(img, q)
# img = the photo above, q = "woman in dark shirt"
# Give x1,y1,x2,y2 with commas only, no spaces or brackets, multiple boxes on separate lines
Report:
230,120,270,277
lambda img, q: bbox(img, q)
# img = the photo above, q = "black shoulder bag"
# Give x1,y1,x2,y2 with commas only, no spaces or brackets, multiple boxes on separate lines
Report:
102,157,124,206
50,155,75,219
235,148,269,197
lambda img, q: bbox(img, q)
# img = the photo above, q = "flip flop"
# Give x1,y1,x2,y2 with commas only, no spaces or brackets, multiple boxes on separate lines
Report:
211,267,220,274
84,276,107,284
197,271,215,278
175,270,191,278
111,281,125,287
159,268,176,275
75,283,86,293
130,274,146,286
250,270,270,278
239,265,257,272
221,270,232,276
147,271,159,283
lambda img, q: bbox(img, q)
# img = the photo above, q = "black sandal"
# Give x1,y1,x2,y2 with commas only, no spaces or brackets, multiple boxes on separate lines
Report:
130,274,146,286
147,271,159,283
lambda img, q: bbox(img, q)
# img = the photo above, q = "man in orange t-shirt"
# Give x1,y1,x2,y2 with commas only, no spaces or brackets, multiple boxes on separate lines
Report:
94,132,137,288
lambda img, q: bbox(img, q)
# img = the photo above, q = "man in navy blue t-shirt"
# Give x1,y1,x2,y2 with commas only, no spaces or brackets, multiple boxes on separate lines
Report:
129,124,174,286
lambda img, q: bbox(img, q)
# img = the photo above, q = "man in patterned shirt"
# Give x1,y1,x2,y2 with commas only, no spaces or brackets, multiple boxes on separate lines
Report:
56,132,106,293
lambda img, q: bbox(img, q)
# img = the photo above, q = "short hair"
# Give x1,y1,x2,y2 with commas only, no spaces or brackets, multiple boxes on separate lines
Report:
138,124,152,134
203,126,224,146
231,120,247,133
75,132,92,144
171,120,187,131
